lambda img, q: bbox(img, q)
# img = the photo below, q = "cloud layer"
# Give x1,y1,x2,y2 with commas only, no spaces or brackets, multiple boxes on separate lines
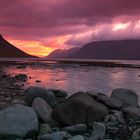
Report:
0,0,140,56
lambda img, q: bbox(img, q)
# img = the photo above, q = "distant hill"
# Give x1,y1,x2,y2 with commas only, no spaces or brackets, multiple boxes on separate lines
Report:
46,47,79,59
68,40,140,60
0,35,35,57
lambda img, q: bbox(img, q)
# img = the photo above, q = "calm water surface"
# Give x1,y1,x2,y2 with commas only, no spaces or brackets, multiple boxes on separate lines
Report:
5,62,140,99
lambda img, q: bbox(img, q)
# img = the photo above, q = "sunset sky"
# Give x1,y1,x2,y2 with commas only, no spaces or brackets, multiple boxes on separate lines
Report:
0,0,140,57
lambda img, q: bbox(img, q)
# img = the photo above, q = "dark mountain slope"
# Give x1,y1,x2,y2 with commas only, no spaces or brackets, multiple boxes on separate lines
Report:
46,47,79,59
68,40,140,60
0,35,35,57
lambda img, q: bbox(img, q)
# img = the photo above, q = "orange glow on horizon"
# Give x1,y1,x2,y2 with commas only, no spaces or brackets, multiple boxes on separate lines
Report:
9,40,56,57
8,36,68,57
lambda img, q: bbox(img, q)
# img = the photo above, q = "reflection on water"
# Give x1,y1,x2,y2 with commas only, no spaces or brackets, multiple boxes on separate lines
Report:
6,64,140,98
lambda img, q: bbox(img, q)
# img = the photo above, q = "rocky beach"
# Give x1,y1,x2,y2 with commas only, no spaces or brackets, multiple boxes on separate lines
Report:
0,66,140,140
1,0,140,139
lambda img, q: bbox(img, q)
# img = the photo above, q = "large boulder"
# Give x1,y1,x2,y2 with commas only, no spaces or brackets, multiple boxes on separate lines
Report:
32,97,52,123
122,107,140,119
52,92,109,125
24,86,56,107
0,104,38,138
111,88,138,107
97,95,122,109
49,89,68,98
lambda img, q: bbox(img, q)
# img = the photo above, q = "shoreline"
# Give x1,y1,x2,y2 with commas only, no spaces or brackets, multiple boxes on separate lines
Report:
0,66,26,105
0,58,140,68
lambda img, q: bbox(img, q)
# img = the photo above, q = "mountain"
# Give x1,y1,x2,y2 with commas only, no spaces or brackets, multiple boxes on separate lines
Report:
68,40,140,60
46,47,79,59
0,35,35,57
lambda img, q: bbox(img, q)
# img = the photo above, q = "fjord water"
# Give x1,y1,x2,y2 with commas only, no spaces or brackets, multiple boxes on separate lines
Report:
4,58,140,98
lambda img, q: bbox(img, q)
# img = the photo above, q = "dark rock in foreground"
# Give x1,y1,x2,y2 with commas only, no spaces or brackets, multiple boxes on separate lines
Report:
111,88,138,107
97,94,122,109
25,87,57,107
122,107,140,119
32,97,52,123
52,92,109,125
49,89,68,98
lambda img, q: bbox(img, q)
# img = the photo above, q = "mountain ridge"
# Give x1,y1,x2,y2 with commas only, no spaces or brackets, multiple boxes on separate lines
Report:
67,39,140,60
0,35,35,58
46,47,79,59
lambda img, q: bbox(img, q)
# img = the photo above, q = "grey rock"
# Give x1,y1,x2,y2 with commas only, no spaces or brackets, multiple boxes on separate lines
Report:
25,86,57,107
0,102,9,110
47,118,61,128
97,93,106,97
5,97,12,102
50,89,68,98
97,95,122,109
39,134,51,140
32,97,52,123
132,128,140,140
104,111,125,127
39,131,71,140
62,124,87,134
55,97,66,104
68,135,84,140
122,107,140,119
39,123,52,135
111,88,138,107
52,92,109,125
114,111,125,124
90,122,105,140
36,80,42,83
11,99,26,105
52,127,60,131
86,91,98,99
106,126,119,134
84,133,91,137
0,104,38,138
104,114,119,127
14,74,28,82
51,131,71,140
